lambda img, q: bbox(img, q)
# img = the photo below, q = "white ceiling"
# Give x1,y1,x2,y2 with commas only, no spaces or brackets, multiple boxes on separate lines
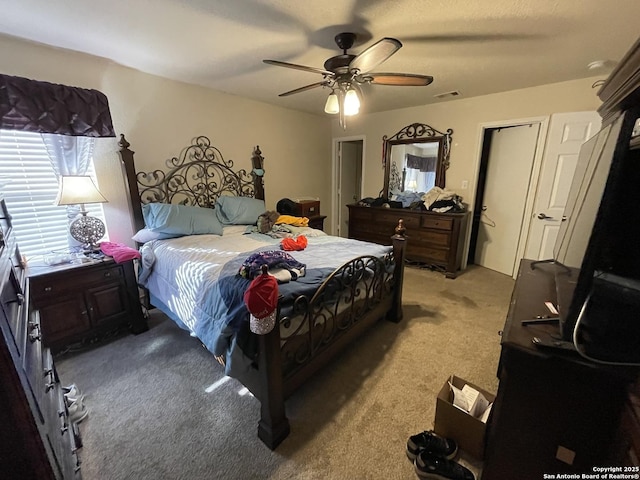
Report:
1,0,640,116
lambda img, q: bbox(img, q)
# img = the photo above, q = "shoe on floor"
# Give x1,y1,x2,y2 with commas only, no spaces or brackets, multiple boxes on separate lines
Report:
63,384,85,405
63,384,83,397
67,399,89,424
414,452,475,480
407,430,458,461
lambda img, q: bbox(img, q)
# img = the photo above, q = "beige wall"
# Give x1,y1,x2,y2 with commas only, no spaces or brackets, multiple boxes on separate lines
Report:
0,34,331,246
1,32,606,249
331,77,603,213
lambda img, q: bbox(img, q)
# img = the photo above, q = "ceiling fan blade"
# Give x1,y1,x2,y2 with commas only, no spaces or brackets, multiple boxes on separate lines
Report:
263,59,334,77
278,81,329,97
349,37,402,74
361,73,434,86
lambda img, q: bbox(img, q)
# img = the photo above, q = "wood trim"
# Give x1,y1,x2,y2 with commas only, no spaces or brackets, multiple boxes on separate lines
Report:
598,37,640,119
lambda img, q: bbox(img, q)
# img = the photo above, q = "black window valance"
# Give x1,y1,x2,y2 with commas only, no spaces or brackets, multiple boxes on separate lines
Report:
406,153,437,172
0,74,115,137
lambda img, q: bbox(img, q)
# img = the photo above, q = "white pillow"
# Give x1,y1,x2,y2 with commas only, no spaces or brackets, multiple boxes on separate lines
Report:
132,228,177,243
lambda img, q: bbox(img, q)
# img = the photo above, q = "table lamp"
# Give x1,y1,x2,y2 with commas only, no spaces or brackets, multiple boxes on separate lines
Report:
55,175,108,252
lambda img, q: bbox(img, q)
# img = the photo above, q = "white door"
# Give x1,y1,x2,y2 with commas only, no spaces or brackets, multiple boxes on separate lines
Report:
524,112,601,260
475,124,541,276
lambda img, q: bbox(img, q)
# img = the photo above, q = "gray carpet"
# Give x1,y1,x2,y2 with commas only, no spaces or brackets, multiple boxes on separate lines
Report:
56,264,514,480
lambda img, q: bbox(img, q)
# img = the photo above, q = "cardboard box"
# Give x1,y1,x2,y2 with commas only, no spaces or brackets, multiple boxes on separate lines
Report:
433,375,496,460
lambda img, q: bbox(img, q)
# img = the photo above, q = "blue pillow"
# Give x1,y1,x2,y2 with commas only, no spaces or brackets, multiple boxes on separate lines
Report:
215,196,265,225
142,203,224,236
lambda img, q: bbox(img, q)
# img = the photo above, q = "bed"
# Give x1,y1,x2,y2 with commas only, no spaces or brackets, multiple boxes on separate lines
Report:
117,134,407,449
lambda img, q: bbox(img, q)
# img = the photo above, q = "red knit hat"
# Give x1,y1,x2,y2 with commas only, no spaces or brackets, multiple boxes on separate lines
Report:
243,272,278,334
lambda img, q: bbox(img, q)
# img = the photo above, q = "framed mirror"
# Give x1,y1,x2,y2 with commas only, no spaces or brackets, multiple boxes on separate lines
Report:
382,123,453,199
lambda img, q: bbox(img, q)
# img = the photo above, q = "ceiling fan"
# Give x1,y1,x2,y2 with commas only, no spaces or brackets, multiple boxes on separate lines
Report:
263,32,434,127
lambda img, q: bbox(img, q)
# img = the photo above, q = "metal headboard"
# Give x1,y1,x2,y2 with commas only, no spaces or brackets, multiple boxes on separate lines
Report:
118,134,265,233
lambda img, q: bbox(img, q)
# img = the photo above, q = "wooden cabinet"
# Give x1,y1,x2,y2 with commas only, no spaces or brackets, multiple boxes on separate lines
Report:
294,200,320,217
0,198,81,479
29,256,147,353
617,379,640,467
482,260,639,479
307,215,326,231
347,204,468,278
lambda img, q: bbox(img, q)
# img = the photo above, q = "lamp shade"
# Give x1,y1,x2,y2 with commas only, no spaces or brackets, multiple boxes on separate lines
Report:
56,176,107,206
324,92,339,114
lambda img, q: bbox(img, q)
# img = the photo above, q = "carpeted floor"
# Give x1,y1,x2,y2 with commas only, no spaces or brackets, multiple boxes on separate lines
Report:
55,264,514,480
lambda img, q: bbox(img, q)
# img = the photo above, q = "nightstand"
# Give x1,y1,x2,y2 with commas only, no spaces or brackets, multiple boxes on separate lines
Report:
28,256,148,353
307,215,326,231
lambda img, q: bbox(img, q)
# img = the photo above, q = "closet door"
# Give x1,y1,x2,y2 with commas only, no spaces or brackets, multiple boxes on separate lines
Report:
475,123,540,276
524,111,601,260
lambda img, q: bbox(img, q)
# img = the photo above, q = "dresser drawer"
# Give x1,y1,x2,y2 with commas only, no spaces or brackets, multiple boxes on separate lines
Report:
422,216,453,231
21,309,47,424
349,206,375,222
408,244,450,263
412,229,452,248
31,263,124,300
353,218,397,237
375,209,419,228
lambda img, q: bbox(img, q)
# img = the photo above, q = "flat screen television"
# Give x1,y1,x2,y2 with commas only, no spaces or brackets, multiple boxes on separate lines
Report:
552,108,640,363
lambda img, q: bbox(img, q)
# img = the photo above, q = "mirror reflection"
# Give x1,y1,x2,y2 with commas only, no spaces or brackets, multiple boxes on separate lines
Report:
388,140,440,193
383,123,453,200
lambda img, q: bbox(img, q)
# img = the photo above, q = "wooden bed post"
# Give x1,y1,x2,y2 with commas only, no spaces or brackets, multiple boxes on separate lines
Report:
389,219,407,323
251,145,266,201
257,299,289,449
118,134,145,233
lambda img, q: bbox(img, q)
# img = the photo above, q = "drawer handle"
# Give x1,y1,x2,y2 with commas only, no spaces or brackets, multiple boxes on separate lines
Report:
43,367,53,377
44,286,52,292
46,382,55,392
58,409,65,417
16,293,24,305
29,332,42,343
60,426,68,435
104,272,111,277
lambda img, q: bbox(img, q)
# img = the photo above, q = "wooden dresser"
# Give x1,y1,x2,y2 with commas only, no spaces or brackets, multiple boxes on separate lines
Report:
0,199,82,479
347,204,469,278
482,260,639,479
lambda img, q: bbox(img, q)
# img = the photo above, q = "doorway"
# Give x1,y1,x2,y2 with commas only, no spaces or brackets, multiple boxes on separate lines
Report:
467,112,600,278
332,136,364,237
468,118,548,277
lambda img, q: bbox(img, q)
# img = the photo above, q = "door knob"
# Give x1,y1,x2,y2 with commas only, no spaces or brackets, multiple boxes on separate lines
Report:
537,213,553,220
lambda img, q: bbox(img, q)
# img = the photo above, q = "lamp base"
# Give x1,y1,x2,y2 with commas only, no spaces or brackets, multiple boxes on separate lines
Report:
69,215,105,251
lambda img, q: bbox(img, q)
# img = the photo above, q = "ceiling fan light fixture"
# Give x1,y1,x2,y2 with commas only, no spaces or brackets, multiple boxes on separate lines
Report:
324,92,339,114
343,88,360,116
263,32,433,127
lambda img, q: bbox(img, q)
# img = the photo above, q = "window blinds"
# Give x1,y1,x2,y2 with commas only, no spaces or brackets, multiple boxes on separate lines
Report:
0,129,106,257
